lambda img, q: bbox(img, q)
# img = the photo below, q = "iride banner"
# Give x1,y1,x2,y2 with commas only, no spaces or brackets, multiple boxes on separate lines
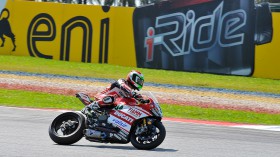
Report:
133,0,272,76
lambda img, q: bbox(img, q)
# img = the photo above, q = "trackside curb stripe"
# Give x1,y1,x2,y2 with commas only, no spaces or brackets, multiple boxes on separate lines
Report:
162,117,242,126
163,117,280,132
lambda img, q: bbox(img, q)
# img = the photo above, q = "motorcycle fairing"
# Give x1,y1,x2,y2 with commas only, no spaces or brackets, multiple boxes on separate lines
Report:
106,104,153,141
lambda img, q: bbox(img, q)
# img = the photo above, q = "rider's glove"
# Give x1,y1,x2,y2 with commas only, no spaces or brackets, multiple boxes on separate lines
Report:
88,101,100,110
133,92,143,100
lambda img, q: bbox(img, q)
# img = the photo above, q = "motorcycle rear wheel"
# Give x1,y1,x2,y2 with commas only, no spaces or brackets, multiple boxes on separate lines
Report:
49,112,85,145
130,121,166,150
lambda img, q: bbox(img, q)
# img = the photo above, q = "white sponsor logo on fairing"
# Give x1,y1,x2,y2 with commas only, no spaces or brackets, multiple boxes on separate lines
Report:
114,111,134,123
128,108,142,117
103,96,113,104
107,115,131,132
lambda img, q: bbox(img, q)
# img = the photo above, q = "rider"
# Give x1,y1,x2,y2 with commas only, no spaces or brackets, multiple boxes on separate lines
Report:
88,70,145,110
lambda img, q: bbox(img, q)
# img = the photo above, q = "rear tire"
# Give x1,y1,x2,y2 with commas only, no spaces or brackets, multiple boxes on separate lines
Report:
130,121,166,150
49,112,85,145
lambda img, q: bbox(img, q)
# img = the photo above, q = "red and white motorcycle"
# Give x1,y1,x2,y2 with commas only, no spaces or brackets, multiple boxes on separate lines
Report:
49,92,166,150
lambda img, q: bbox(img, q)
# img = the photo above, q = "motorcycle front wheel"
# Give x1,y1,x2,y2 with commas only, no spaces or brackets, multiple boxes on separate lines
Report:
49,112,85,145
130,120,166,150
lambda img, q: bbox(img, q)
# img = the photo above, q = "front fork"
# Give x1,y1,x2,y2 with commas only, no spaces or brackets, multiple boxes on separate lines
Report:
143,118,155,127
135,118,156,135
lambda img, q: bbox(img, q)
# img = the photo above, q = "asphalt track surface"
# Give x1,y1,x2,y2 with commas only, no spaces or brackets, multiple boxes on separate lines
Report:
1,106,280,157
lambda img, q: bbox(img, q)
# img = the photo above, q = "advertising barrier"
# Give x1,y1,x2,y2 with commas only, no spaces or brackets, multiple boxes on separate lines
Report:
0,0,13,55
0,0,279,79
0,0,137,67
254,12,280,80
133,0,272,76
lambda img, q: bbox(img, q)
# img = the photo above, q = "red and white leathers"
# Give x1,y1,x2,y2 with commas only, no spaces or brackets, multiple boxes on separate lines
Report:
90,79,143,109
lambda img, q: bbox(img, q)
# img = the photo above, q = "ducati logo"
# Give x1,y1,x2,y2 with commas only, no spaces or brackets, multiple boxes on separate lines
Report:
113,111,133,123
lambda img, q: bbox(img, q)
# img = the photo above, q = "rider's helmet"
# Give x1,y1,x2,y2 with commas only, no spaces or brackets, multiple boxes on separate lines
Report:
126,70,144,91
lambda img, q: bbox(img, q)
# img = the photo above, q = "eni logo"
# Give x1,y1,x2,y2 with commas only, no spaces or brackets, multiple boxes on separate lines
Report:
0,8,16,51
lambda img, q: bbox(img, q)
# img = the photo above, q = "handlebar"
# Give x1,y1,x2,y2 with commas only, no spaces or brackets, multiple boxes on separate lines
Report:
139,99,150,104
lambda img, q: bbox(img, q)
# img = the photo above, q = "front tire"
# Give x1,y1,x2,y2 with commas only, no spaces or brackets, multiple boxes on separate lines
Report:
130,121,166,150
49,112,85,145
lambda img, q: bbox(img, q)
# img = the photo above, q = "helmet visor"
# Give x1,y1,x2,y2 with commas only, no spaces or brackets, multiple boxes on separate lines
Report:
135,76,144,86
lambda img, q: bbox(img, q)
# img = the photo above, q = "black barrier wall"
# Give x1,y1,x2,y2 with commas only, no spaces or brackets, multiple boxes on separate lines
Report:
133,0,273,76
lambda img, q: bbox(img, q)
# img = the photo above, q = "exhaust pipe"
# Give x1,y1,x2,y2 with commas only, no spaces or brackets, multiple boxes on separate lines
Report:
84,129,102,138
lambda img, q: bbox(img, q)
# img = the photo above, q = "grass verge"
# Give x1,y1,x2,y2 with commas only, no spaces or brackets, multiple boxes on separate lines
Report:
0,55,280,94
1,88,280,125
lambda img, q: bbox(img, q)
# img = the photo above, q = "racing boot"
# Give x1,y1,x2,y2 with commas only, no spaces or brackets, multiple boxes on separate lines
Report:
88,101,100,111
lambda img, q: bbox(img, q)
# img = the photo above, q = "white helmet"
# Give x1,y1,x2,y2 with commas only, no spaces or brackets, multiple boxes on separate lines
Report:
126,70,144,91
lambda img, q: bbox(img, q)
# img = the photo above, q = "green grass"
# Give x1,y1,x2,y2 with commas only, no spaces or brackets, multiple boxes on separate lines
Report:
1,55,280,94
0,89,81,110
1,88,280,125
161,104,280,125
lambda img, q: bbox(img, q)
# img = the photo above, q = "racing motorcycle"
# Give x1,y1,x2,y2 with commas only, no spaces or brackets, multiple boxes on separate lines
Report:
48,92,166,150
